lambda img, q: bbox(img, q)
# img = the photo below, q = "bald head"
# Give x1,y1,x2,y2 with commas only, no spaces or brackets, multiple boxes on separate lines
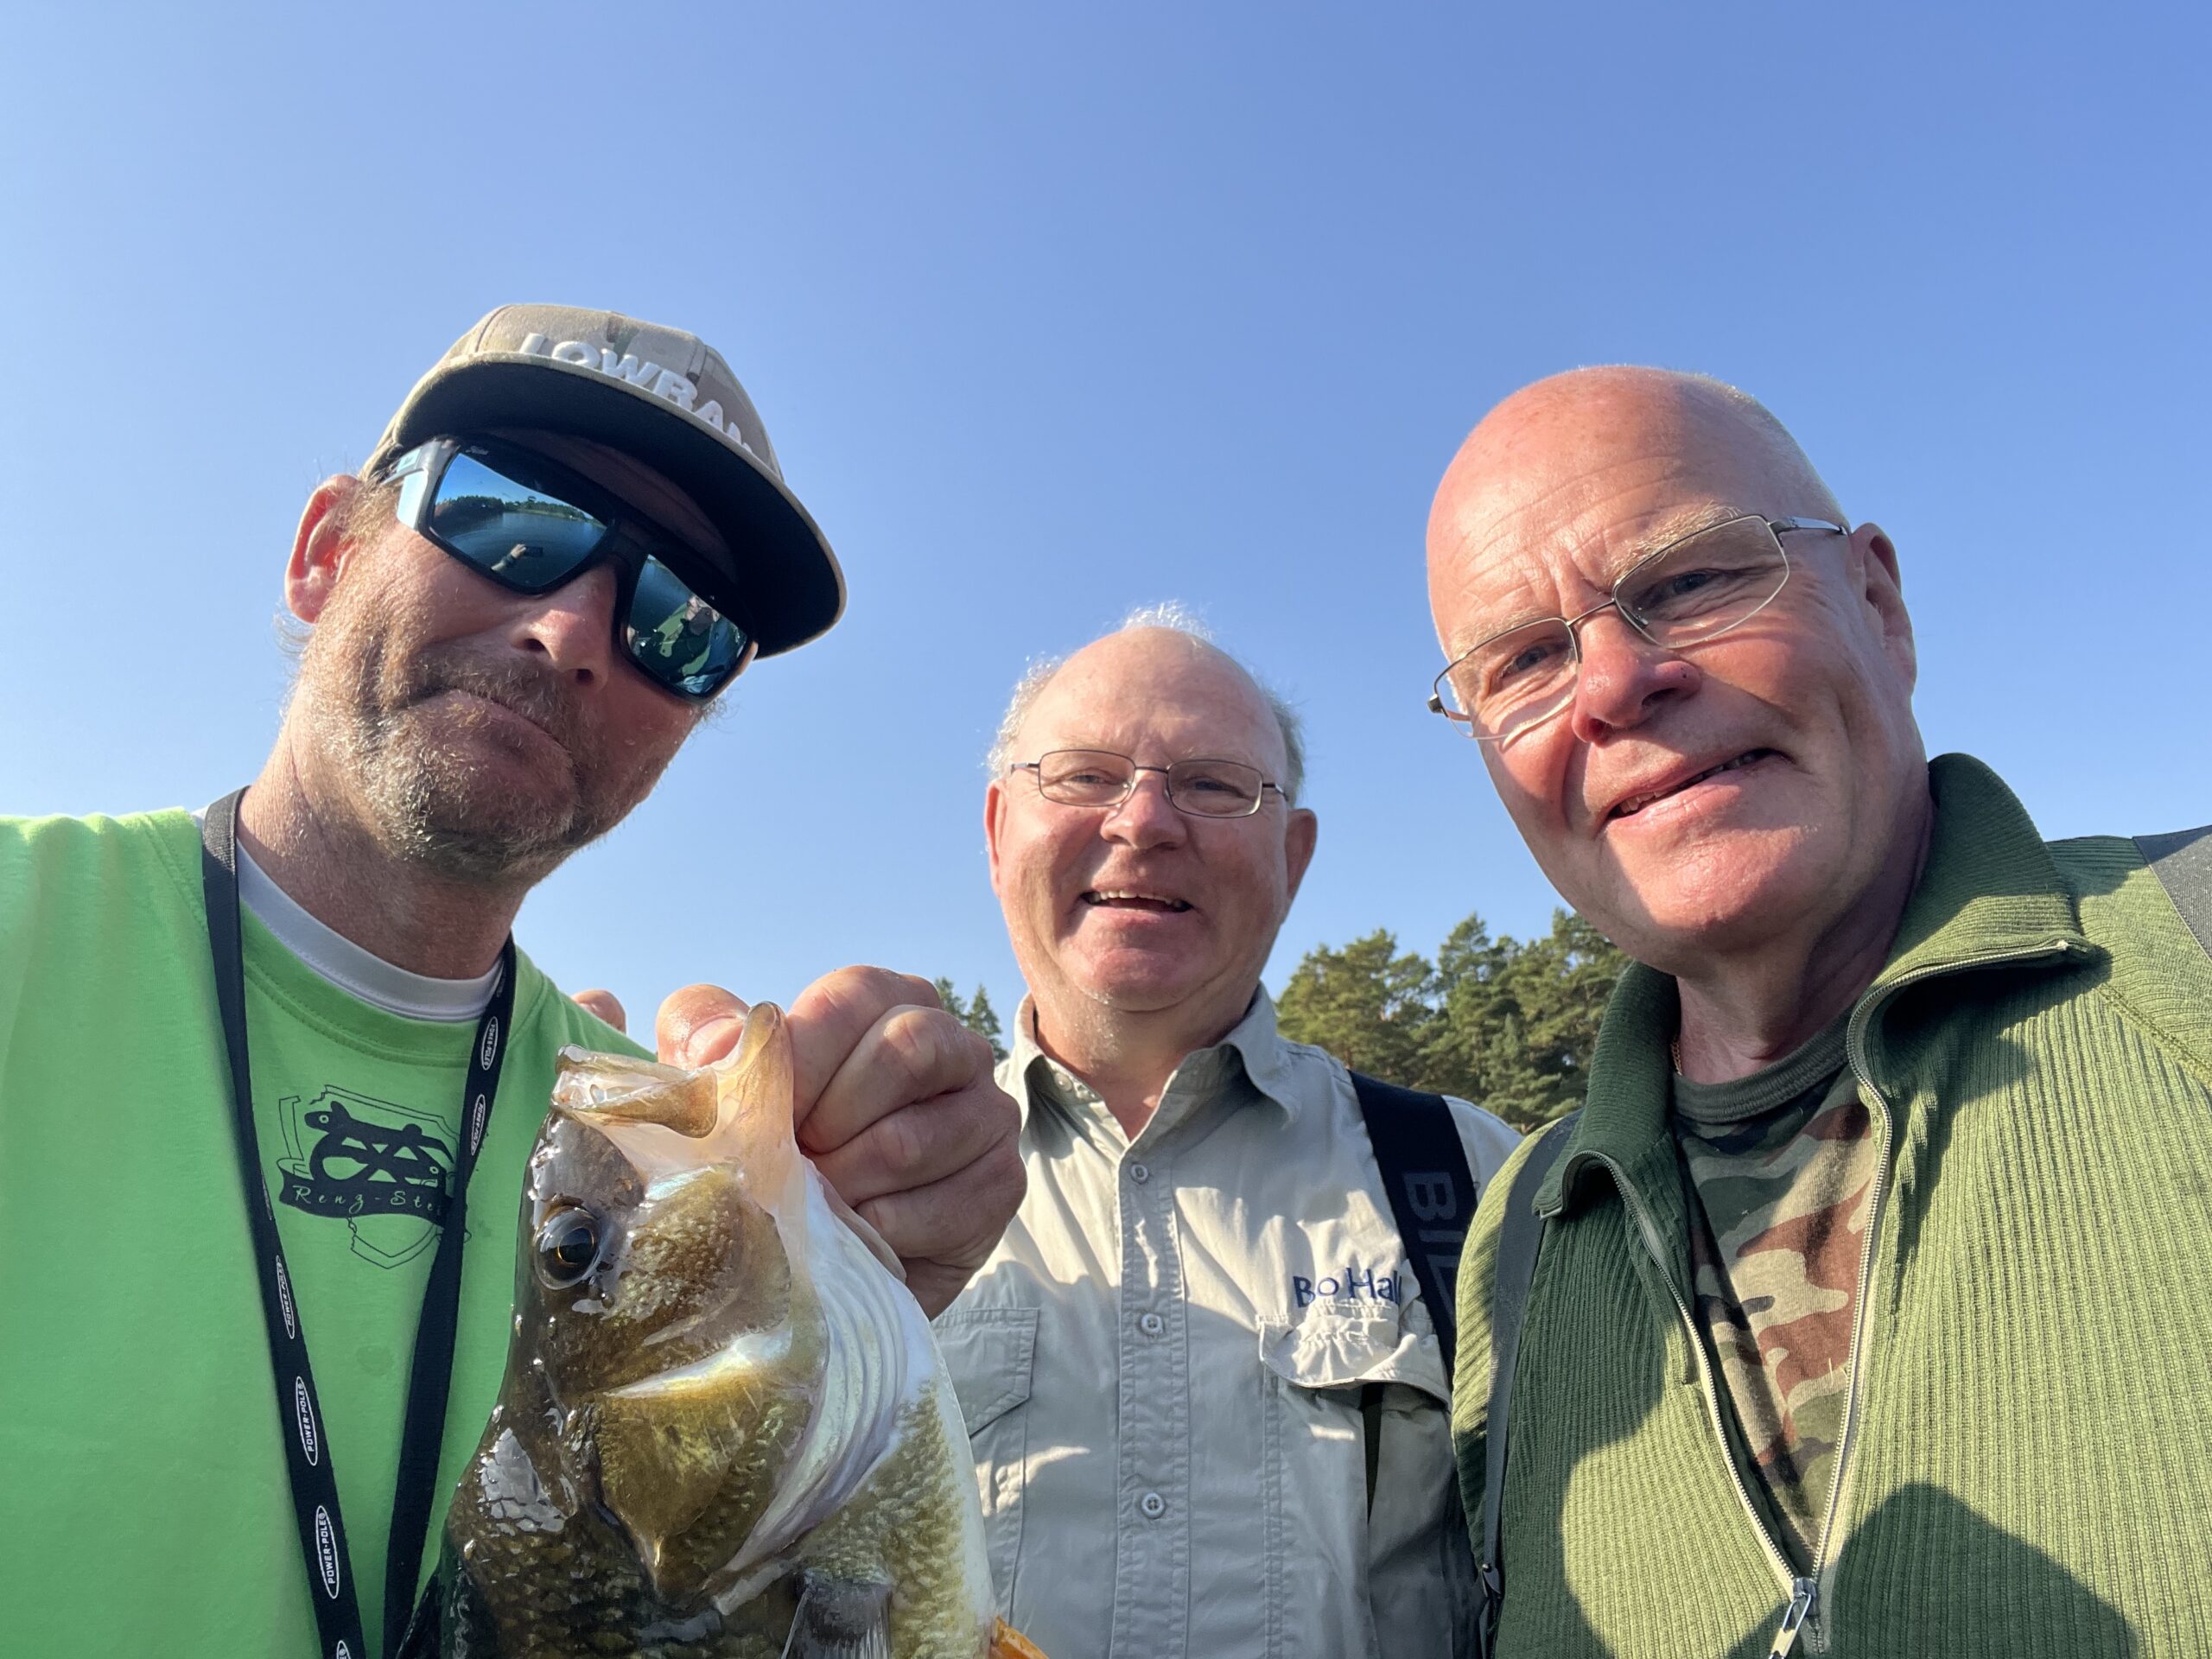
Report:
984,616,1320,1088
1421,364,1926,997
1427,368,1844,642
990,613,1305,804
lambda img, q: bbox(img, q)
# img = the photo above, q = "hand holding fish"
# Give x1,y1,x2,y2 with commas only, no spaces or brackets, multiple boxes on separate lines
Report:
656,968,1026,1317
409,998,1043,1658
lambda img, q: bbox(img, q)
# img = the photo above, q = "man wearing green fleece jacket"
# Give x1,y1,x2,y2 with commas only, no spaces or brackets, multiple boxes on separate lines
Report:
1422,366,2210,1656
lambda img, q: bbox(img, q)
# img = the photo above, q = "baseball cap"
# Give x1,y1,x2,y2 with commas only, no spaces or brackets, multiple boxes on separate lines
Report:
364,304,844,658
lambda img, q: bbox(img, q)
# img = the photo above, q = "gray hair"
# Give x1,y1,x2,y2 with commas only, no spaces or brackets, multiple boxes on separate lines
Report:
987,602,1307,805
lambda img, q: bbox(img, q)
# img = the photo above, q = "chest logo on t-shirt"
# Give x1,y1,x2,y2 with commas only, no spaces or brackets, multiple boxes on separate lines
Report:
276,1086,454,1268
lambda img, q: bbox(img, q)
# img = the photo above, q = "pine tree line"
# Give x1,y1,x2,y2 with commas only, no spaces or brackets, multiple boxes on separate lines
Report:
937,911,1622,1128
1274,911,1627,1132
933,978,1008,1064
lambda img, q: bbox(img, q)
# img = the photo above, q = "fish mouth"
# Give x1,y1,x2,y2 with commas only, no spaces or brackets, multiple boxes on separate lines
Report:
552,1048,720,1137
1605,748,1777,821
1081,887,1192,913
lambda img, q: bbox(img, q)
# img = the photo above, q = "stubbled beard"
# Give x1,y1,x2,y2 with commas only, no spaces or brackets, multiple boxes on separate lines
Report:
296,587,658,886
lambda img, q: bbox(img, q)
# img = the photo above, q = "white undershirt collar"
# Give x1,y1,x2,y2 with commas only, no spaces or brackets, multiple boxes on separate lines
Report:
233,842,502,1022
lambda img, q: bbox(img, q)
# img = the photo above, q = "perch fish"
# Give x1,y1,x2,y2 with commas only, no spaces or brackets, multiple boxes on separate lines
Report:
409,1002,1042,1659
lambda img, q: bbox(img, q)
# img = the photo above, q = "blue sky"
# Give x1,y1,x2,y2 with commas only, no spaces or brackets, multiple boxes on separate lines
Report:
6,3,2207,1028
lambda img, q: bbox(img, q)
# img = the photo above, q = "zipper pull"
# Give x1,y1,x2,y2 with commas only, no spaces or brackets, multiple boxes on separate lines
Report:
1767,1578,1818,1659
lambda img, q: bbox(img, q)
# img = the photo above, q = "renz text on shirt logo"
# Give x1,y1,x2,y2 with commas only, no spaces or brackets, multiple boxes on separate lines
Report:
518,334,762,458
1293,1261,1403,1307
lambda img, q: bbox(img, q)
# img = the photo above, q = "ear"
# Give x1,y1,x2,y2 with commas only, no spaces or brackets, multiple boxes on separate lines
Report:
1282,807,1319,905
1851,521,1916,692
285,474,372,625
983,777,1011,896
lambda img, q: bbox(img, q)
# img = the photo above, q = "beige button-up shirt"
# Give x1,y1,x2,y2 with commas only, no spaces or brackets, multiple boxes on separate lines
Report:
935,992,1522,1659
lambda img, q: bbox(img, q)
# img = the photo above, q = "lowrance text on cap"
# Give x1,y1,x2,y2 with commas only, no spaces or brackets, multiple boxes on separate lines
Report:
366,304,844,658
458,308,786,479
517,329,772,461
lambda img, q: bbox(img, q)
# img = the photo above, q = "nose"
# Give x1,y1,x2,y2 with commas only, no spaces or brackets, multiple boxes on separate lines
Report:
1100,769,1186,850
510,564,620,688
1567,608,1700,742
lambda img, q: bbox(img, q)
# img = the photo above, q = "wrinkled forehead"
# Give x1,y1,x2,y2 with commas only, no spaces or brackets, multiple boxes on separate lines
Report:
1433,464,1759,650
1020,632,1285,771
1427,385,1820,651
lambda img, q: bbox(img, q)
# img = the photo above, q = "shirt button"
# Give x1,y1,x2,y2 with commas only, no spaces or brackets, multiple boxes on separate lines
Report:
1140,1491,1166,1519
1138,1312,1165,1338
1128,1162,1150,1185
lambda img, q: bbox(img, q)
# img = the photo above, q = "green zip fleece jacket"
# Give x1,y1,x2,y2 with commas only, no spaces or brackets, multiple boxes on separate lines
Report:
1450,755,2212,1658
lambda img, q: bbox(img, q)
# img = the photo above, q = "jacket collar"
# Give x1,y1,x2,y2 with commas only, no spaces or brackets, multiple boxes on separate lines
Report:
1539,753,2096,1216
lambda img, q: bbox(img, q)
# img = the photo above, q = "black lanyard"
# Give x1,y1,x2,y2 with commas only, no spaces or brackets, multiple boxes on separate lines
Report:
200,790,516,1659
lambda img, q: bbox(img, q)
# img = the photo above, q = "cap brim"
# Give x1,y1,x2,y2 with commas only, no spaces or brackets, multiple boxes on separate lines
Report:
384,360,844,658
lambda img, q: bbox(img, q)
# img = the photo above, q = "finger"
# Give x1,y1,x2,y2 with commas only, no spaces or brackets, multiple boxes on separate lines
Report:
797,1006,993,1160
570,988,626,1031
849,1139,1028,1319
654,983,753,1068
805,1065,1015,1208
785,965,944,1121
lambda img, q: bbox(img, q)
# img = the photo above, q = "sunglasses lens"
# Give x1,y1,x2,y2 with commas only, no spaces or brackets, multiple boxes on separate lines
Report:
429,449,610,591
624,556,747,697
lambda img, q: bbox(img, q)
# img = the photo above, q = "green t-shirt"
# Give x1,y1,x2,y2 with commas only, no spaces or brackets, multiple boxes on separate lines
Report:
1670,1014,1879,1575
0,809,645,1656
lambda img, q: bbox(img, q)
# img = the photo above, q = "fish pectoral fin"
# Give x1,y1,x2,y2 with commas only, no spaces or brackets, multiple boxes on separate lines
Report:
594,1394,760,1592
780,1571,892,1659
989,1618,1052,1659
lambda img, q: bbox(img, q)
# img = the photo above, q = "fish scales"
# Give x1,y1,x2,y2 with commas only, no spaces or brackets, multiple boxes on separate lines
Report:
408,1004,1039,1659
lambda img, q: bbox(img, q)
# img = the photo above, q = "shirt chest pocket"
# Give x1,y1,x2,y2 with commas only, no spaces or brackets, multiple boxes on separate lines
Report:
1256,1306,1457,1659
933,1306,1039,1617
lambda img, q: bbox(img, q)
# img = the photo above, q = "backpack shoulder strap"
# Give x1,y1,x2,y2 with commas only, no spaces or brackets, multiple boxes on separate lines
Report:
1350,1071,1477,1376
2136,824,2212,961
1475,1111,1580,1659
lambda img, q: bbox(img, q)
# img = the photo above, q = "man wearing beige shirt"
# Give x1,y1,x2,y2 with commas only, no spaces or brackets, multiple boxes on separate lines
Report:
937,611,1521,1659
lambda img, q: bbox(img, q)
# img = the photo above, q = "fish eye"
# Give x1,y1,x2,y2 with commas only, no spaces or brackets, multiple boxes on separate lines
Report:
534,1207,603,1289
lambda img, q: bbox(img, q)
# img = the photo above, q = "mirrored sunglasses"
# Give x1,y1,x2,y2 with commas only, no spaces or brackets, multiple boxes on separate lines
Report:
387,436,756,701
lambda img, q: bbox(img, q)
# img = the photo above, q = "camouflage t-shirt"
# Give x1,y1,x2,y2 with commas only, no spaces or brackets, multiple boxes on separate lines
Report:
1670,1014,1878,1573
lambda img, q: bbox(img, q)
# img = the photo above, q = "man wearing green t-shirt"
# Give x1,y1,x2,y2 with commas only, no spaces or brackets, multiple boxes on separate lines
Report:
1423,367,2211,1656
0,306,1024,1658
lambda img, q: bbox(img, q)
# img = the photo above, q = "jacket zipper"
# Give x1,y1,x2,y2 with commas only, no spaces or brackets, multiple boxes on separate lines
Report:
1576,938,2074,1659
1581,1150,1809,1650
1796,939,2079,1648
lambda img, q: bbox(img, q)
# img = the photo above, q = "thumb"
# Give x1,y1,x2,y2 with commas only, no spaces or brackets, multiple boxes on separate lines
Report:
656,983,753,1067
